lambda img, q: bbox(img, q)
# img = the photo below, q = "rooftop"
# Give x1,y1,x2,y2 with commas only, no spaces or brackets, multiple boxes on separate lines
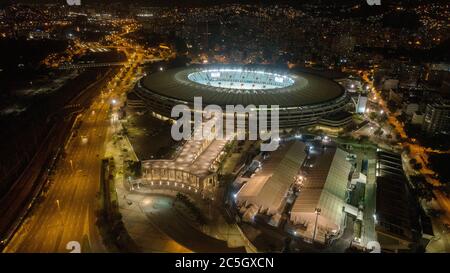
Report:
375,150,420,242
291,144,352,228
236,141,307,214
141,64,346,107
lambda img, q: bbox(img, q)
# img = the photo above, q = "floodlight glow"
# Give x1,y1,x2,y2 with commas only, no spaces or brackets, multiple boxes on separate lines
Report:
275,76,284,83
188,69,295,90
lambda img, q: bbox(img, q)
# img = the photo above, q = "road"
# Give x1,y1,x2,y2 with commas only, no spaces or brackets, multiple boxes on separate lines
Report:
361,71,450,227
3,19,185,252
2,22,147,252
0,67,115,247
4,95,112,252
0,115,74,245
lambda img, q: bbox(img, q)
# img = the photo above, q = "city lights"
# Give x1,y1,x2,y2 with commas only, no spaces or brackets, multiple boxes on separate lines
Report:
0,0,447,260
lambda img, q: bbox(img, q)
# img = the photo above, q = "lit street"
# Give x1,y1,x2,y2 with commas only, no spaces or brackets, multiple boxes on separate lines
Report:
0,1,449,261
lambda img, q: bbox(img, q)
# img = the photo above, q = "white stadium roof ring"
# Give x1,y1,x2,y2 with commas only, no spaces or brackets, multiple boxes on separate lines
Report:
135,65,351,128
140,65,346,108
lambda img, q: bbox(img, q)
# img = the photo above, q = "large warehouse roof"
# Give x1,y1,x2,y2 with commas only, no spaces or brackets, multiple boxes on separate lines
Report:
236,141,307,214
375,150,420,244
290,145,352,230
141,65,345,107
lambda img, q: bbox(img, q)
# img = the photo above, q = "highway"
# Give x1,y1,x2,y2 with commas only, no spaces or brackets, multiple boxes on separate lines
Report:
4,90,113,252
0,67,116,248
2,22,148,252
1,16,175,252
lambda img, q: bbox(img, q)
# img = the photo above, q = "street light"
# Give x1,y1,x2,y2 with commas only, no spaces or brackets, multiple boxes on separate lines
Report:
294,174,305,187
312,207,321,243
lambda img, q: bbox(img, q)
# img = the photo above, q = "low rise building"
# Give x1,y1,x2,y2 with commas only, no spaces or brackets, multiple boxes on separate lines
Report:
138,124,228,199
236,141,307,216
411,112,424,125
382,79,399,91
290,144,352,243
405,103,419,115
422,102,450,135
374,150,421,252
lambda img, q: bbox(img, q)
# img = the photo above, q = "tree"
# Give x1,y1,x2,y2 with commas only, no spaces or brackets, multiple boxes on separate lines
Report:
387,100,398,113
374,128,383,136
439,183,450,197
125,160,141,178
358,135,369,143
403,146,411,155
410,175,435,202
397,112,408,124
413,162,422,171
427,208,443,218
429,154,450,184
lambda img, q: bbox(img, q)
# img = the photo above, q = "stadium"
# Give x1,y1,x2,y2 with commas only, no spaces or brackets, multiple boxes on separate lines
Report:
131,65,351,128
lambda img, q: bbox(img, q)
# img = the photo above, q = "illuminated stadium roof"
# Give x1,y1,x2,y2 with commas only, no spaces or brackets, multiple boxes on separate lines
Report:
140,65,345,107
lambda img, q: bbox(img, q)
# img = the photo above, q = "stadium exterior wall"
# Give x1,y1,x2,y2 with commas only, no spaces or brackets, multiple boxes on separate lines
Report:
134,81,351,128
